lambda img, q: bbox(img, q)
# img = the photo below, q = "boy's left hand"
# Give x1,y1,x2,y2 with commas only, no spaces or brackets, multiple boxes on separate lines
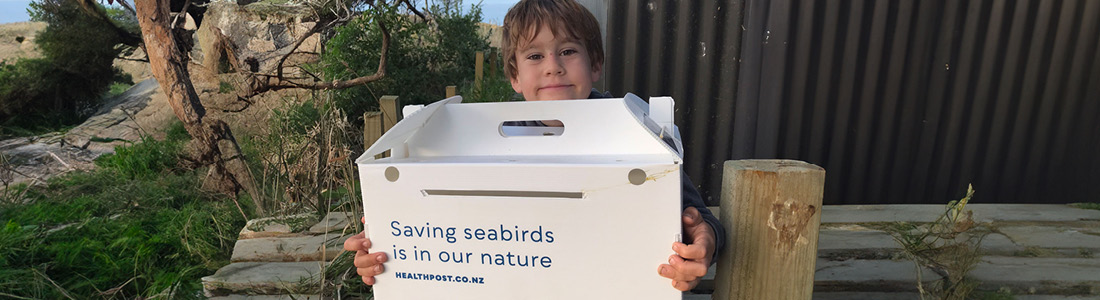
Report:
658,206,715,291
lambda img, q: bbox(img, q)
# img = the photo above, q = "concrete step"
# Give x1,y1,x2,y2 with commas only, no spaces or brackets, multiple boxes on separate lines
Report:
819,204,1100,223
238,213,319,240
201,262,327,297
230,234,351,263
208,295,323,300
308,211,358,234
699,256,1100,296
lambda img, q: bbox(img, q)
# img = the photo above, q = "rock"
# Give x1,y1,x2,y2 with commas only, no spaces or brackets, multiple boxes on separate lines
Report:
307,211,358,234
0,135,99,188
196,1,319,75
61,79,176,154
201,261,326,296
238,213,318,239
230,234,350,262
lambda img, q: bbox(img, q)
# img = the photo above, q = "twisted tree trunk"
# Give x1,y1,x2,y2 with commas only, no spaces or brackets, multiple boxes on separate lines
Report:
134,0,263,216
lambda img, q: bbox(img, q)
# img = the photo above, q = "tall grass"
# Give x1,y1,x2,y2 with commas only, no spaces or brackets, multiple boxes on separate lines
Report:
0,122,245,299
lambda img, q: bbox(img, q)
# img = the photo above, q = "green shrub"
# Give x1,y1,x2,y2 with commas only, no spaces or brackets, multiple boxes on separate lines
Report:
0,0,138,136
321,0,491,121
460,71,520,103
94,122,189,179
0,125,242,299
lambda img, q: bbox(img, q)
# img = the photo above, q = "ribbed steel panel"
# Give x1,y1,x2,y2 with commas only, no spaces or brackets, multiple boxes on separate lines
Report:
603,0,1100,205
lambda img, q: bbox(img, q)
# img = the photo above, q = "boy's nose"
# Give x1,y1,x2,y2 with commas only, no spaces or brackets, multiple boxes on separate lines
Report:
545,56,565,75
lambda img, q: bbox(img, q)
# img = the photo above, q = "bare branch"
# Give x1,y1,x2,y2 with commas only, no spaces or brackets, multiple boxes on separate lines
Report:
401,0,427,21
113,0,137,16
115,56,149,63
78,0,143,47
170,0,192,30
243,17,391,98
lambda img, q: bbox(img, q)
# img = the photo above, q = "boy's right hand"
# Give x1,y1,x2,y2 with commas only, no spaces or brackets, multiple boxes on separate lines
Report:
343,229,388,285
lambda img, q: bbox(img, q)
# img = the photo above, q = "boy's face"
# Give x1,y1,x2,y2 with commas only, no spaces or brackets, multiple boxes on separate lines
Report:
510,25,602,101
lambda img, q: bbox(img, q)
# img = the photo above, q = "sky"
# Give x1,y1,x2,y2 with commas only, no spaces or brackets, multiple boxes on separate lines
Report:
0,0,518,25
1,0,34,24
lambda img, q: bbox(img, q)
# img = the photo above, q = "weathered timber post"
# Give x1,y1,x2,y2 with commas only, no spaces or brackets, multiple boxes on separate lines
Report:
379,95,399,133
488,49,497,78
446,86,457,98
475,51,484,92
713,160,825,300
363,111,383,149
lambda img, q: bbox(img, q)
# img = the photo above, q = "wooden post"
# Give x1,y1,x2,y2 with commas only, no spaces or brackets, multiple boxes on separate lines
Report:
713,160,825,300
488,49,497,78
475,51,484,92
379,95,399,133
446,86,457,98
363,111,383,150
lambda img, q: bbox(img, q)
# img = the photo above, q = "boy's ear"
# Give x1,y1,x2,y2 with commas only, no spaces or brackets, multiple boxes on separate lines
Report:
590,62,603,83
510,76,523,94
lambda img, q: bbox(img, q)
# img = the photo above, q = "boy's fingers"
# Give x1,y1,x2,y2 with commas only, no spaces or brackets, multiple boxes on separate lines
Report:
353,251,387,268
671,279,698,291
343,232,366,251
668,255,708,279
361,275,375,285
682,206,702,227
673,242,707,260
357,264,384,277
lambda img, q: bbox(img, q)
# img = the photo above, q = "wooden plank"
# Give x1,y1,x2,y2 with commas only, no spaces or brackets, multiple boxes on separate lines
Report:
713,160,825,300
446,86,457,98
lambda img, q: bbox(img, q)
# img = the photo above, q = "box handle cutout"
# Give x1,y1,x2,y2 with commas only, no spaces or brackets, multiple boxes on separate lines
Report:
422,189,584,199
499,120,565,137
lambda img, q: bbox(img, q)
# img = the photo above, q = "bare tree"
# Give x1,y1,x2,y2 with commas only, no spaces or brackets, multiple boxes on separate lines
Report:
120,0,418,215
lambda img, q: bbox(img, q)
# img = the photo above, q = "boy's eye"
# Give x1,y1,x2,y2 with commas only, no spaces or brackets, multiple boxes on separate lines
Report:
526,53,543,60
560,49,578,56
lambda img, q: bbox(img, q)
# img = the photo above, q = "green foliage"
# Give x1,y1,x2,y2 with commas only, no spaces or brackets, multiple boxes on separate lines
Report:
460,71,520,103
321,0,491,120
885,185,989,300
106,82,133,98
94,122,189,179
0,0,137,136
218,81,235,94
1070,202,1100,211
0,130,244,299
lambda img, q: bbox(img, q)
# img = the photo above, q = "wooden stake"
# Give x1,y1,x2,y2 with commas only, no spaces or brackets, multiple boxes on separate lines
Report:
363,111,383,151
713,160,825,300
475,51,484,93
446,86,457,98
379,95,399,133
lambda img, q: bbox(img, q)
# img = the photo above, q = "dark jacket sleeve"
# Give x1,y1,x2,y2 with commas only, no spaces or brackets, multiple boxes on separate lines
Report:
681,171,725,264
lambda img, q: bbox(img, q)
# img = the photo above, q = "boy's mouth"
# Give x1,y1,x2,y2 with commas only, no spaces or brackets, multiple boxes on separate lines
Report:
539,84,573,91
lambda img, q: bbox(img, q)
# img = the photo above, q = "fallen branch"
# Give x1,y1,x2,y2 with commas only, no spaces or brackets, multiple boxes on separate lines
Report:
46,151,71,169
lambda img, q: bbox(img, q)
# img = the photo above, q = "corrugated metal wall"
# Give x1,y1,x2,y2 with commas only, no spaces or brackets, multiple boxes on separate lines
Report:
602,0,1100,205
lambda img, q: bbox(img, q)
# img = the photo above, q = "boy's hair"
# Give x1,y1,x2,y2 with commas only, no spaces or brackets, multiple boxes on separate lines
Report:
501,0,604,80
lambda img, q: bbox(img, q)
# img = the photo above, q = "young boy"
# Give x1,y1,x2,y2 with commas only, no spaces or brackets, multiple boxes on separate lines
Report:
344,0,725,292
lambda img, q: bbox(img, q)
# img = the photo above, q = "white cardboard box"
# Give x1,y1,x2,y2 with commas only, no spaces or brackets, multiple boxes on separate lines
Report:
356,94,683,299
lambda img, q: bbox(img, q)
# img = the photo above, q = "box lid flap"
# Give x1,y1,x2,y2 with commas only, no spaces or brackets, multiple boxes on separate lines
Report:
357,94,681,163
